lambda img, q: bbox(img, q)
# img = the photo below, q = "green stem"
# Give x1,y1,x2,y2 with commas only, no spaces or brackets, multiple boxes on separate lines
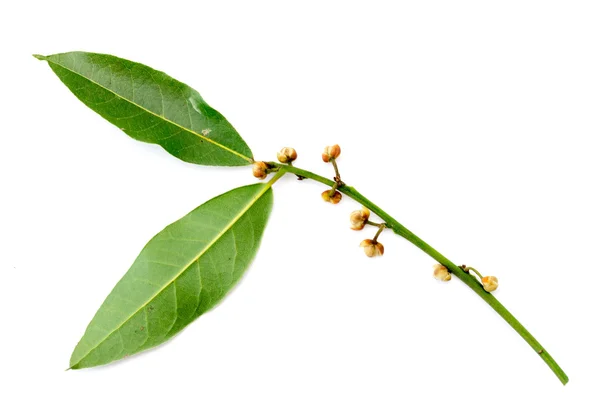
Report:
366,220,384,227
266,169,286,186
331,158,341,180
372,223,386,242
276,162,568,385
328,181,339,197
466,266,484,281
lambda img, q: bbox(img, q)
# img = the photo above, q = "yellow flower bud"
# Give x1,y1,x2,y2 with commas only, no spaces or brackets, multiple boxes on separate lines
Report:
350,207,370,230
482,276,498,292
252,161,269,180
433,263,451,281
322,144,341,162
360,239,384,257
276,147,298,163
321,190,342,204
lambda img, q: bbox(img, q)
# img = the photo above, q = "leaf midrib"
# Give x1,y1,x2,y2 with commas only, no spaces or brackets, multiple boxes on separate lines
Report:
43,56,253,164
71,183,272,367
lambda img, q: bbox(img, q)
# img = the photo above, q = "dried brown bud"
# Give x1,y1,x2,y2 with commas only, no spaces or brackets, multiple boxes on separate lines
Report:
252,161,269,180
360,239,384,257
322,144,341,162
482,276,498,292
277,147,298,163
433,264,451,281
321,190,342,204
350,207,370,230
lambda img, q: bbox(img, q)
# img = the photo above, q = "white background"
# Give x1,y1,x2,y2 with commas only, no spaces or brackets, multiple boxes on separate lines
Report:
1,1,599,411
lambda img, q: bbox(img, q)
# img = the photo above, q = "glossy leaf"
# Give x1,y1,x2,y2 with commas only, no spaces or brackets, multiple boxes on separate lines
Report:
35,52,253,166
70,183,273,369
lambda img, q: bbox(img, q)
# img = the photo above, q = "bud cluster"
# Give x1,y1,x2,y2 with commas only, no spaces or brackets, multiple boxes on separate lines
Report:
277,147,297,163
322,144,341,163
481,276,498,292
350,207,370,230
321,190,342,204
360,239,384,257
252,161,269,180
356,217,386,258
459,265,499,292
320,144,343,204
433,264,451,281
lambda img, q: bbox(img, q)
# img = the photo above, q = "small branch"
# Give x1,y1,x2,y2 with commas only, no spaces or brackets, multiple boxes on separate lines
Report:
328,182,339,197
372,223,386,242
274,162,568,385
465,266,484,280
331,158,341,181
366,220,386,228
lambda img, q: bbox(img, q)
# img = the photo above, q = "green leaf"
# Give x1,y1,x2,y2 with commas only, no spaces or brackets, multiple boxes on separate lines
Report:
70,183,273,369
35,52,253,166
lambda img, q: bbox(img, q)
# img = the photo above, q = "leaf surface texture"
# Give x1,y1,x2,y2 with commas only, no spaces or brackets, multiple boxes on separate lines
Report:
70,183,273,368
36,52,253,166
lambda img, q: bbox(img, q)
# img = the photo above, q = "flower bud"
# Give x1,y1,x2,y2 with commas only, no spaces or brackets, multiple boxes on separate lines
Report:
322,144,341,162
433,263,451,281
321,190,342,204
482,276,498,292
252,161,269,180
360,239,384,257
277,147,298,163
350,207,370,230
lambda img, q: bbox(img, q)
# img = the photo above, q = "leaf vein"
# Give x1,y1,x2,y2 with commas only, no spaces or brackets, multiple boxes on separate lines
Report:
70,184,272,367
47,58,252,163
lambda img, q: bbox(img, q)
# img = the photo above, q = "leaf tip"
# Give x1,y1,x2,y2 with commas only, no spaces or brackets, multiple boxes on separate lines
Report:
33,54,47,61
